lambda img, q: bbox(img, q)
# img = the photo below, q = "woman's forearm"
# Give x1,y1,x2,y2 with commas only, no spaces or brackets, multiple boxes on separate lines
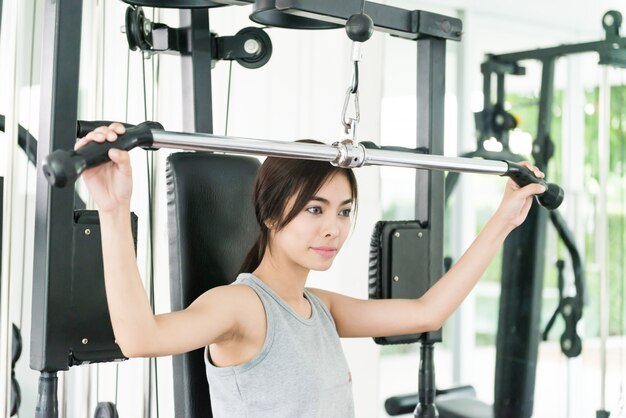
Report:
99,207,157,356
419,216,512,329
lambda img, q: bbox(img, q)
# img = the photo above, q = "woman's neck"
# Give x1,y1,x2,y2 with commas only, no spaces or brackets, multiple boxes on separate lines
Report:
252,252,309,302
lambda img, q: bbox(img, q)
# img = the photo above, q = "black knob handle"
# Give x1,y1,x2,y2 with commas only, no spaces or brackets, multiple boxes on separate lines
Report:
345,13,374,43
42,121,161,188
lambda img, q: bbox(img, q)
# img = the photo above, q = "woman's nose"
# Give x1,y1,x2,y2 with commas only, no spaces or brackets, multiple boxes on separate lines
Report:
322,215,340,238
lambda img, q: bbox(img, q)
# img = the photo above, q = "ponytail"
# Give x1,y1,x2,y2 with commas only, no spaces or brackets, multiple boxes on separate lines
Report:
239,228,269,274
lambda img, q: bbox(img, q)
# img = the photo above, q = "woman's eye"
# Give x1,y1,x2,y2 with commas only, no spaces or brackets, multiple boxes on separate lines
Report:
306,207,322,215
339,208,352,217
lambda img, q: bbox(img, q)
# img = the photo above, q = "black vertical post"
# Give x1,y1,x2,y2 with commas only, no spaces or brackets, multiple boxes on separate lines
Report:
494,59,553,418
415,38,445,292
480,64,492,143
414,36,446,418
180,9,213,134
31,0,82,371
30,0,83,416
171,8,215,418
496,73,511,149
533,59,556,172
496,73,505,105
35,372,58,418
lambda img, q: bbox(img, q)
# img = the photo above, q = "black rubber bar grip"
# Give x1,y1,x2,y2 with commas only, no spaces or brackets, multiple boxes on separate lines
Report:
502,161,564,210
75,120,137,139
43,121,162,188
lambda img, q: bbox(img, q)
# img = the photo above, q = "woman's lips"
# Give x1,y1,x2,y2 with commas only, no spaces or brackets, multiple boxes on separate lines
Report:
311,247,337,259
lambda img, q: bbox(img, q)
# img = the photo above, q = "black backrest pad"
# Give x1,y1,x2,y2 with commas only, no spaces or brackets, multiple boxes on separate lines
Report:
166,152,260,418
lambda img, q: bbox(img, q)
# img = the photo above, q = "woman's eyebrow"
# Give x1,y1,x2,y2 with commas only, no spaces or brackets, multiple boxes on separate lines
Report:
310,197,354,205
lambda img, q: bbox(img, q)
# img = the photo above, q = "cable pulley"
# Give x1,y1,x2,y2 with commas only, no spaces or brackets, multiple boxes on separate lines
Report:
124,6,153,52
123,6,273,69
226,27,272,69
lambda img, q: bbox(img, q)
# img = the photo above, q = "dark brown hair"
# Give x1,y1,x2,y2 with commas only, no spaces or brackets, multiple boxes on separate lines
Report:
239,141,358,273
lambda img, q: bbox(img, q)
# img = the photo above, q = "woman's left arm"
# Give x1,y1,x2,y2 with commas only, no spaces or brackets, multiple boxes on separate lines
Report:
310,162,546,338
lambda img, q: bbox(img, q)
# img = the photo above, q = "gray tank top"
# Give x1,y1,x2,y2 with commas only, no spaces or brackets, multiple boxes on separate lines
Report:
205,273,355,418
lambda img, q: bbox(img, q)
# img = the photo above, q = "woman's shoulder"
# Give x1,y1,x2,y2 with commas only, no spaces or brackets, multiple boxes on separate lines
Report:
306,287,336,311
195,282,265,315
205,281,262,300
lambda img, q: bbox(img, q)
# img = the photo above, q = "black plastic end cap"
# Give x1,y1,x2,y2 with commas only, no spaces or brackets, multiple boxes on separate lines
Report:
42,149,77,189
537,183,564,210
346,13,374,43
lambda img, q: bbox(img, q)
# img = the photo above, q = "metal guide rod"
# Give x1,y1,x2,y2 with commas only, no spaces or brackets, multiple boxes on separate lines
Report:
596,64,611,416
0,0,19,413
150,130,507,175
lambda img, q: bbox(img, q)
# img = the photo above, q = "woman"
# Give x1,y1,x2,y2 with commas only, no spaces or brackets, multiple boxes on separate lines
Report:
77,123,546,417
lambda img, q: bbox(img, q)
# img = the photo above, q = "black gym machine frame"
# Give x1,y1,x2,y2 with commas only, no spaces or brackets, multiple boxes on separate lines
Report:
477,15,625,418
31,1,564,418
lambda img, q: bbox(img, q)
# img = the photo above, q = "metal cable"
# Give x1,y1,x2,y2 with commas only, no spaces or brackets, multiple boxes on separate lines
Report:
225,61,233,136
140,34,154,418
141,9,159,416
150,8,161,416
115,45,132,412
96,1,107,410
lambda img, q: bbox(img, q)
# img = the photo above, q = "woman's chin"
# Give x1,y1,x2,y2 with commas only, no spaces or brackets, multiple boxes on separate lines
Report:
310,261,334,272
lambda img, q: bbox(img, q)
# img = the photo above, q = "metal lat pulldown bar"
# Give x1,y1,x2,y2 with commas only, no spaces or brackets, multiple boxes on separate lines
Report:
41,122,564,209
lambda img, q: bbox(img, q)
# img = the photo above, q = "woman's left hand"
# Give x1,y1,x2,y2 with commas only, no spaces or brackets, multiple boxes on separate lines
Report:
493,161,546,231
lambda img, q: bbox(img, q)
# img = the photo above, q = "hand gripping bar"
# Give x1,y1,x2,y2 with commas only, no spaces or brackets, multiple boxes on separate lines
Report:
502,161,564,210
42,121,162,188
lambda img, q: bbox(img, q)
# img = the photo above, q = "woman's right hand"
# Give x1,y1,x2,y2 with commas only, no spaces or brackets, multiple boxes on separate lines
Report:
75,122,133,213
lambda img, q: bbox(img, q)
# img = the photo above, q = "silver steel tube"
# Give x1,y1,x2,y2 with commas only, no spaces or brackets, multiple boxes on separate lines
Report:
362,148,506,174
152,130,339,161
151,130,509,175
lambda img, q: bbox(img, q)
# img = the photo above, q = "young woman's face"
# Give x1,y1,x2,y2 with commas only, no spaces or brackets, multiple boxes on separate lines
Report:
269,173,354,272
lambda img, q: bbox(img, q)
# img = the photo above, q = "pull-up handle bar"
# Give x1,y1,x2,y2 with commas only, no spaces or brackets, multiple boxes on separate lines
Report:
42,122,564,209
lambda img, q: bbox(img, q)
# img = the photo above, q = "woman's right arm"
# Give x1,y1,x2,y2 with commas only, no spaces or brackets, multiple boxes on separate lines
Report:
79,123,244,358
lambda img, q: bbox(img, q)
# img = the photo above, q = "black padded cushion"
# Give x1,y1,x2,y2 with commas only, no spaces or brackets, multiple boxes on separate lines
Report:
368,220,427,345
166,152,260,418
